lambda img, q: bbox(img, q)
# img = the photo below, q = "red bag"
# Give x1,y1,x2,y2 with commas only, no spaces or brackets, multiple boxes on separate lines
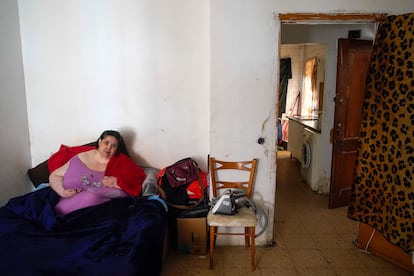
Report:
164,158,199,188
186,170,207,199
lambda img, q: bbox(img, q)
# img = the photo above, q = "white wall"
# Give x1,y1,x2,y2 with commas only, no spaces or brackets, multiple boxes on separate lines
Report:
18,0,210,170
210,0,279,245
0,0,31,205
5,0,412,246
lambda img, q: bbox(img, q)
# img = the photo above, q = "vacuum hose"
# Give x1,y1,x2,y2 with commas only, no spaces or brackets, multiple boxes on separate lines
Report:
240,198,268,238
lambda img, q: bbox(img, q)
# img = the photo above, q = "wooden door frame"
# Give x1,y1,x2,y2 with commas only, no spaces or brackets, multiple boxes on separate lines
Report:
278,13,386,23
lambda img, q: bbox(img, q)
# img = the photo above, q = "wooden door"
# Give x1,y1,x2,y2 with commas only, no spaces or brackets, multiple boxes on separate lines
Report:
329,39,373,208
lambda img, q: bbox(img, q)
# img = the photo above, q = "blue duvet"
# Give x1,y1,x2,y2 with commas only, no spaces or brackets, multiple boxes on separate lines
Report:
0,187,167,276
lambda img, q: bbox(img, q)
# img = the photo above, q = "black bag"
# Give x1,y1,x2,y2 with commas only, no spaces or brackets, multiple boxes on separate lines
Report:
178,203,210,218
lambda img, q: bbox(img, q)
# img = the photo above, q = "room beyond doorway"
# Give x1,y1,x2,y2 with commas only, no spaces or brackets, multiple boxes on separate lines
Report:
275,13,385,244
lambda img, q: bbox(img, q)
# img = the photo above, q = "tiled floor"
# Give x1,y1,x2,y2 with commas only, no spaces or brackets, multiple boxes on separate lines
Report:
160,151,411,275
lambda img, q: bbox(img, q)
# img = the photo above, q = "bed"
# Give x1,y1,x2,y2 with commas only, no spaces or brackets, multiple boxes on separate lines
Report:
0,144,168,276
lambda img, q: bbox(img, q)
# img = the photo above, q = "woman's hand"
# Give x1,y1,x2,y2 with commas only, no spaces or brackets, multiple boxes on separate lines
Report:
102,176,120,189
50,173,82,197
60,188,82,197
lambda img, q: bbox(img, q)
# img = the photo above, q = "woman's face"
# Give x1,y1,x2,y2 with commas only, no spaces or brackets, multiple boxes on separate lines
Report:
98,135,119,159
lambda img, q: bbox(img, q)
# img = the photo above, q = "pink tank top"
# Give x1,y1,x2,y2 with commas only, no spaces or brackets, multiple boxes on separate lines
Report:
62,156,105,191
55,156,127,215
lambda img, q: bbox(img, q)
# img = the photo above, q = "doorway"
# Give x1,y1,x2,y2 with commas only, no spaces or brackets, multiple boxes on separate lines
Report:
275,13,385,231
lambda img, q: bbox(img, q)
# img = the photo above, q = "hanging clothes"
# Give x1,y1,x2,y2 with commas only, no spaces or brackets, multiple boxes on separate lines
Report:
348,13,414,253
279,58,292,144
279,58,292,117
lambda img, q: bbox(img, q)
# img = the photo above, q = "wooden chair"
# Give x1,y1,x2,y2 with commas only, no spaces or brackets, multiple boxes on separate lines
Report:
207,157,257,271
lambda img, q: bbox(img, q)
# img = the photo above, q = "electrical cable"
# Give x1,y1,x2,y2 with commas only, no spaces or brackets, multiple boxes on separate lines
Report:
241,198,268,237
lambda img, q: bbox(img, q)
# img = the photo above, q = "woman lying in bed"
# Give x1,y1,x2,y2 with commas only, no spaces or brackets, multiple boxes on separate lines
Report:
49,130,146,215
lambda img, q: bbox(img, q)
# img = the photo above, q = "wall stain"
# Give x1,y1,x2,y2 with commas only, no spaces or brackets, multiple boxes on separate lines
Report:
260,112,273,158
316,171,330,194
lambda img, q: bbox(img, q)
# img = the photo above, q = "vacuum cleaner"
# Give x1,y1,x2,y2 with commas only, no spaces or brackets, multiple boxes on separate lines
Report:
210,189,268,237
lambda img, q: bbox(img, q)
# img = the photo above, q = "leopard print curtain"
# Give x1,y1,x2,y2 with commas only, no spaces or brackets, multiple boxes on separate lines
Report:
348,13,414,253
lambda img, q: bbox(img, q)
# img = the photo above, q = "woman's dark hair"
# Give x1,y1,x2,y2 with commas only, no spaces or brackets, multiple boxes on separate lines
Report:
96,130,129,156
